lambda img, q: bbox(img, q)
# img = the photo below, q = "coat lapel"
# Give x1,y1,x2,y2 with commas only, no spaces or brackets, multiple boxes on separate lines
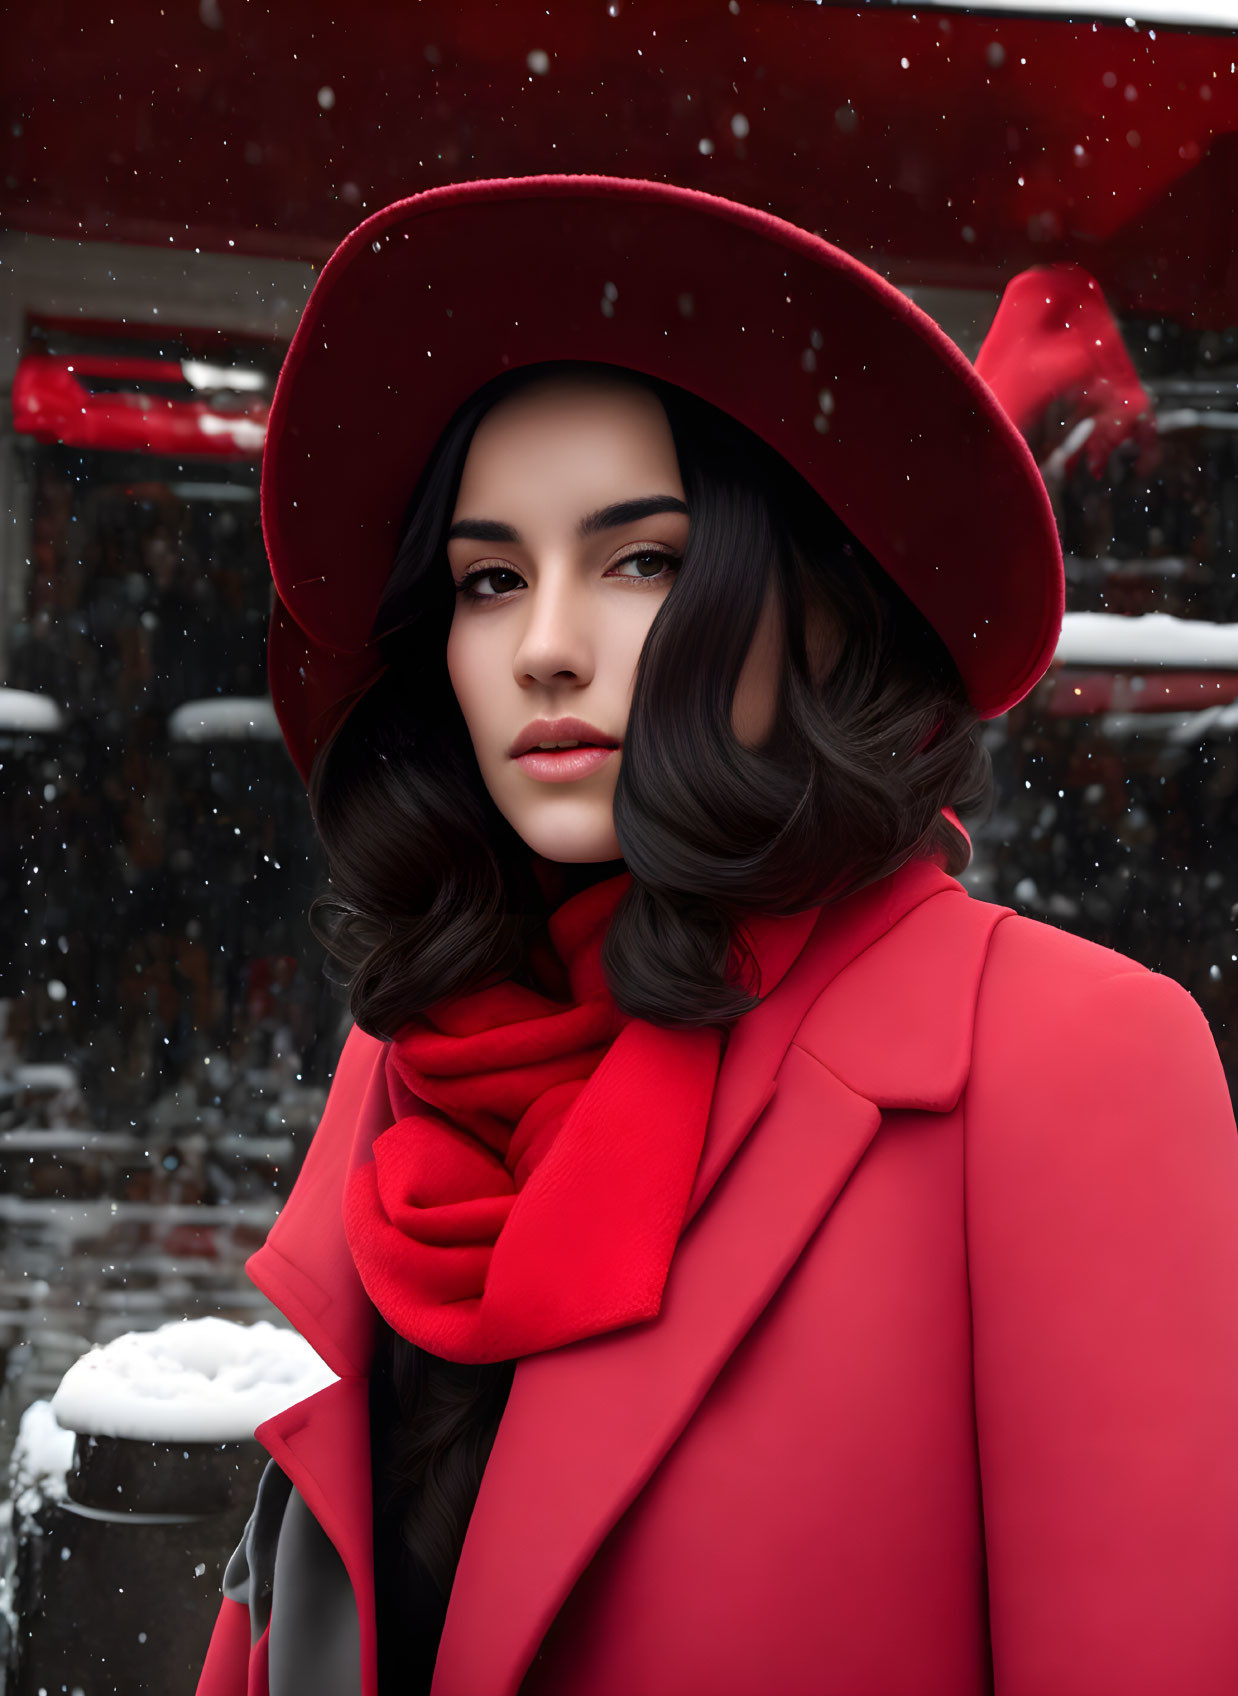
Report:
683,859,964,1226
430,861,983,1696
430,1051,883,1696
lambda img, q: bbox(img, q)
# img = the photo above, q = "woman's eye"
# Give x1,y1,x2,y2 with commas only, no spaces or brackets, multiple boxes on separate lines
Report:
611,551,681,581
455,566,523,600
454,552,679,601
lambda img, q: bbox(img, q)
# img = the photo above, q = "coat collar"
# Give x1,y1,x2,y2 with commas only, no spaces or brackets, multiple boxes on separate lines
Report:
248,857,1006,1696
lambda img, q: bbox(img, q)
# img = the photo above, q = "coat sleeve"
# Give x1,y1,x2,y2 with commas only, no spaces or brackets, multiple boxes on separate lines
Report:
195,1599,266,1696
195,1457,292,1696
964,916,1238,1696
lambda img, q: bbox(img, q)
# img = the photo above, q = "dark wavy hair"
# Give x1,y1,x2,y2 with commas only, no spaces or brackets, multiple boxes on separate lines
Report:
309,359,992,1035
308,359,994,1621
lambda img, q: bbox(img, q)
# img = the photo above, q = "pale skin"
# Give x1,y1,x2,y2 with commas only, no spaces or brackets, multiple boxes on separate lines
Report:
445,372,829,872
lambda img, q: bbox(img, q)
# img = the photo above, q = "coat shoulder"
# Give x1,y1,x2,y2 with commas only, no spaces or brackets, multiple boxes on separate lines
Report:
970,905,1209,1059
978,905,1153,999
789,882,1215,1118
968,906,1229,1128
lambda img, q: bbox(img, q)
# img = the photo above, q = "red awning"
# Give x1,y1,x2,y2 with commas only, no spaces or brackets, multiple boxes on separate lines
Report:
3,2,1236,325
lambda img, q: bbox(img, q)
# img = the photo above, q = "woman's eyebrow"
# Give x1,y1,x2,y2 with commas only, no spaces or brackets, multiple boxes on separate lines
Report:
446,494,689,545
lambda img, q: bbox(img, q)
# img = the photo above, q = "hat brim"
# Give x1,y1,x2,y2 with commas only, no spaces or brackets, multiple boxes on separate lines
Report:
262,173,1063,782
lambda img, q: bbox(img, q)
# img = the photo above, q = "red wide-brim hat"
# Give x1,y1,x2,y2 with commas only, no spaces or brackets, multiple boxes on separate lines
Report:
262,173,1064,785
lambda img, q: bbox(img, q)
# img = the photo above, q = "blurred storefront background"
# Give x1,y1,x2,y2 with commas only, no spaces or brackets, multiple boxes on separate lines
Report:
0,0,1235,1452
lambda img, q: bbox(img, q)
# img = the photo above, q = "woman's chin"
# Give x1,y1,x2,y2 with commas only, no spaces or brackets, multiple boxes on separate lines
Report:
509,810,624,868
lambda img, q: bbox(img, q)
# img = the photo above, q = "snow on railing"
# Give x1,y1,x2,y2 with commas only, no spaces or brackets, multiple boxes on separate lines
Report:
8,1399,75,1516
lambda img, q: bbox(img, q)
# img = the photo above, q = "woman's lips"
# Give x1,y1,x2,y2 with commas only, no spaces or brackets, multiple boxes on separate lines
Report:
513,745,618,782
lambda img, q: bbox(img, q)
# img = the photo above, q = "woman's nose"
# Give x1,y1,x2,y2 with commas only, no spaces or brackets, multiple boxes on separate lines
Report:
512,573,595,685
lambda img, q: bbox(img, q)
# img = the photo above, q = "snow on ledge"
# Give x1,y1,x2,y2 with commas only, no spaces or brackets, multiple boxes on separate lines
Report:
0,688,66,734
1056,612,1238,671
167,697,280,743
894,0,1238,24
50,1317,338,1444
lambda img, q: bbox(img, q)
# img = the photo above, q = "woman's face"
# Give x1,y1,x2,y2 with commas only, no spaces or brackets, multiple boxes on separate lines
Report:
445,374,785,865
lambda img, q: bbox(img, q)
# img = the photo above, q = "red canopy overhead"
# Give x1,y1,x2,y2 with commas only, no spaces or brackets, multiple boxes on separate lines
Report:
3,1,1236,325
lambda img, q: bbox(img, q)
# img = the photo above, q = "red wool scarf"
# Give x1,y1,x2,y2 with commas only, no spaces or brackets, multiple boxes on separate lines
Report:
342,870,816,1365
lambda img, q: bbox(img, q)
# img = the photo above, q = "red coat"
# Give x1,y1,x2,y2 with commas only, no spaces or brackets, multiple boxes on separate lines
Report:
196,858,1238,1696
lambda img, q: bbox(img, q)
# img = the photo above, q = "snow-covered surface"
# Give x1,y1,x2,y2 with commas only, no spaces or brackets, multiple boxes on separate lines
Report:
1157,410,1238,435
181,360,268,394
1166,699,1238,740
1056,612,1238,670
50,1317,337,1443
0,1195,279,1227
879,0,1238,23
10,1399,75,1514
12,1064,78,1093
0,1129,148,1153
167,697,280,742
0,688,65,734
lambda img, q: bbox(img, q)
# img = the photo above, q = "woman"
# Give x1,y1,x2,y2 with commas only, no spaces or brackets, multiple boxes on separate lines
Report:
197,176,1238,1696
